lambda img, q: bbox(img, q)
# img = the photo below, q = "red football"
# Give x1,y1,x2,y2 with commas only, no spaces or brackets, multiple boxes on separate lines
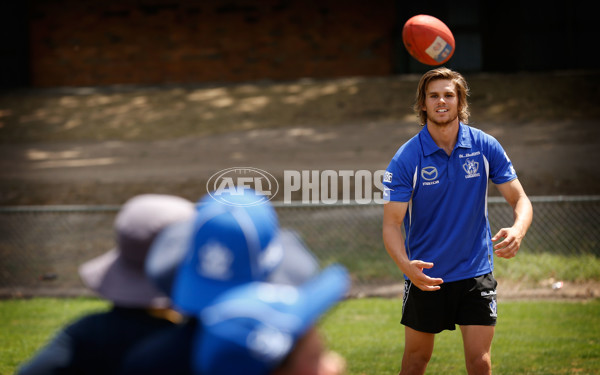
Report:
402,15,455,66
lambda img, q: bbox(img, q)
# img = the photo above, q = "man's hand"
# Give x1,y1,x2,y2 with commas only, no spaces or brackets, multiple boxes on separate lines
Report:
405,260,444,291
492,226,524,259
494,179,532,259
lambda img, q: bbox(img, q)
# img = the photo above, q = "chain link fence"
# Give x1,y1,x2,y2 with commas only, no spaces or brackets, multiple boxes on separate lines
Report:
1,196,599,297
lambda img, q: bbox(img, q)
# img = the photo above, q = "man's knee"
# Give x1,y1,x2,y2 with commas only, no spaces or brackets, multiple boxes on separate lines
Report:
400,349,432,375
465,352,491,375
401,327,435,375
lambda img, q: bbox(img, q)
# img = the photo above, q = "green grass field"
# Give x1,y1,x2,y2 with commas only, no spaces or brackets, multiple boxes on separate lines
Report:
322,298,600,374
2,297,599,375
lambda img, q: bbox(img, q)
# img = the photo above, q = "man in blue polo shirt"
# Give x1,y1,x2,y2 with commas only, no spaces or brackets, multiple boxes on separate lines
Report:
382,67,533,375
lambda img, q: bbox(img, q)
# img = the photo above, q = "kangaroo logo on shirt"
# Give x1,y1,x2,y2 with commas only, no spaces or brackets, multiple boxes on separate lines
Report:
463,158,480,179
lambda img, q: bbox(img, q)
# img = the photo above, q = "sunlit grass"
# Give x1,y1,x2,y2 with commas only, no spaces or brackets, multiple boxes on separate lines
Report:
320,298,600,375
0,297,109,374
493,252,600,283
3,297,599,375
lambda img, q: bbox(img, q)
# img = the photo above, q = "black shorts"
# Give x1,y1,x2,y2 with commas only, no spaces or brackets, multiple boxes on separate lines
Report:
401,272,498,334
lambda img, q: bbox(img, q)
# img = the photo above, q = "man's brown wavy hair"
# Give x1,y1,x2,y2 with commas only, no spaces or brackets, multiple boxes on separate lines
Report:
414,67,470,126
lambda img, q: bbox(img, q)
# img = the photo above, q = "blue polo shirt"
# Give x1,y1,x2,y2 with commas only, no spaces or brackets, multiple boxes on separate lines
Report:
383,123,517,282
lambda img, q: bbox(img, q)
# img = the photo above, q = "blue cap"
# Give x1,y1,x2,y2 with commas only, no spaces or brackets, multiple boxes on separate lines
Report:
195,264,350,375
171,190,283,314
147,224,320,298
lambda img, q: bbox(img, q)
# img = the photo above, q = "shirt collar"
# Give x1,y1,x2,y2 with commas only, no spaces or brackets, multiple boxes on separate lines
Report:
420,122,471,156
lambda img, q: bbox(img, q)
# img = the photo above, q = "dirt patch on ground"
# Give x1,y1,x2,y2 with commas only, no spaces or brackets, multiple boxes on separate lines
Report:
1,70,599,205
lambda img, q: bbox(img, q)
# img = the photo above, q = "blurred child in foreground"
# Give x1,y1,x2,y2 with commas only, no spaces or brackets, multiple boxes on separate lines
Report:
17,194,195,375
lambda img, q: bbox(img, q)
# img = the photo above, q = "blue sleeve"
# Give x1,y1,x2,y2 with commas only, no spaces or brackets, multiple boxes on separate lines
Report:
16,330,74,375
382,144,419,202
484,133,517,184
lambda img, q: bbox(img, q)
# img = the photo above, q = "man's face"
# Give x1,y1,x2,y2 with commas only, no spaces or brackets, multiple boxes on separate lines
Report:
422,79,459,126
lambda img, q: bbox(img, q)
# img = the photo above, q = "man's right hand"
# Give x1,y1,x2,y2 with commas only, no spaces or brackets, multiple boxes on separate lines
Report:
405,260,444,291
